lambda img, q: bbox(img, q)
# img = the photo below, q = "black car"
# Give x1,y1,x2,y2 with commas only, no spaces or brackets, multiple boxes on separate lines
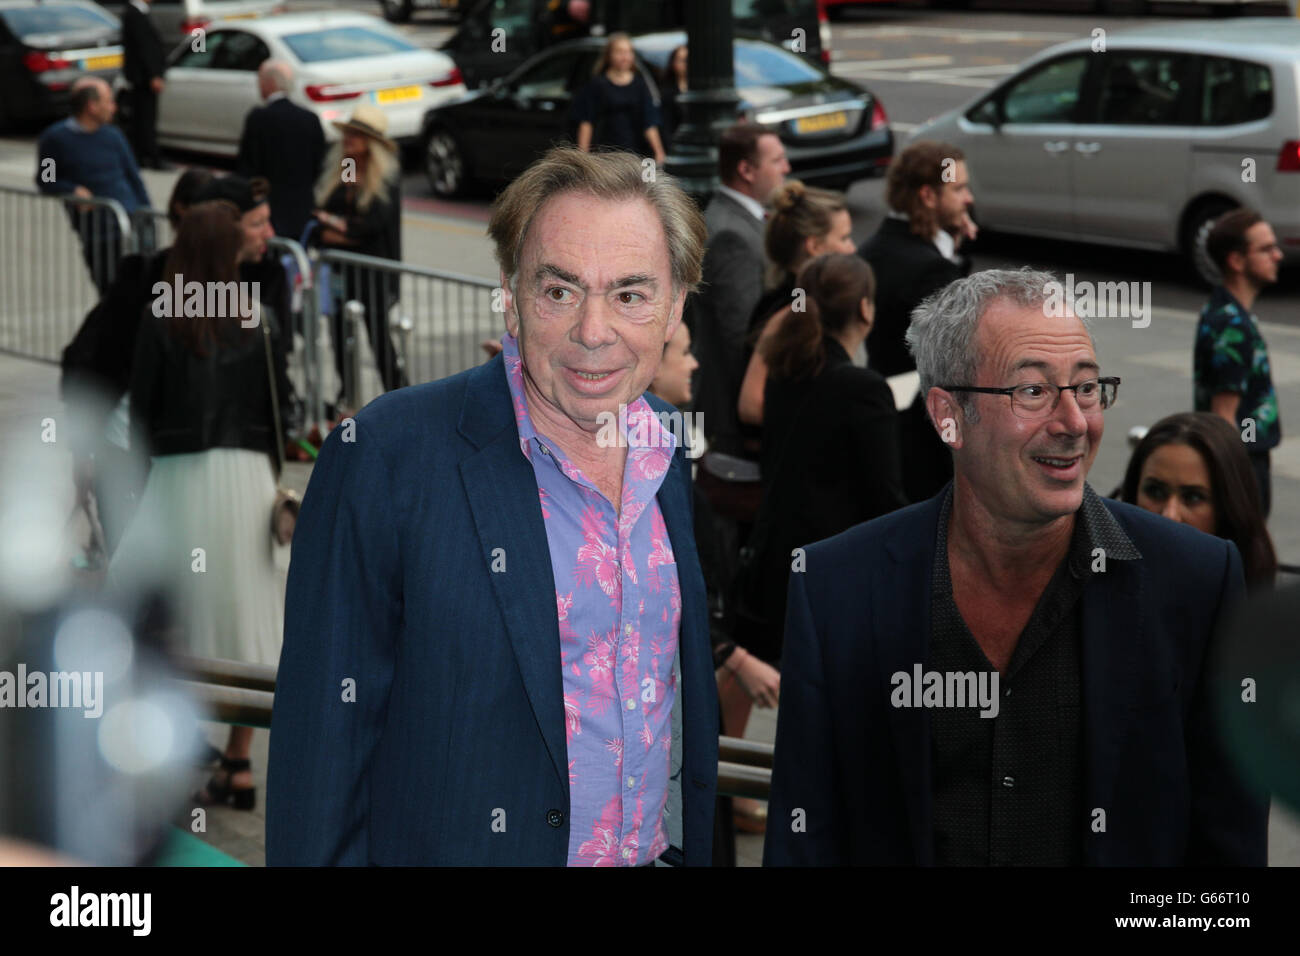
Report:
421,31,891,198
0,0,122,129
442,0,830,90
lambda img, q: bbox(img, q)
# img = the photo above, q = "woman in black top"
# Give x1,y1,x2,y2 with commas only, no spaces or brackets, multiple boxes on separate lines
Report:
573,32,665,164
737,253,906,666
658,44,688,147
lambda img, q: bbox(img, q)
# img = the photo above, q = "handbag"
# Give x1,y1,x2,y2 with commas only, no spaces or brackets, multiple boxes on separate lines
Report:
262,319,300,545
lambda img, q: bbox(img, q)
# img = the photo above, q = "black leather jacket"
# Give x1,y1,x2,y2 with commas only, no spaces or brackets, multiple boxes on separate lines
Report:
128,306,289,465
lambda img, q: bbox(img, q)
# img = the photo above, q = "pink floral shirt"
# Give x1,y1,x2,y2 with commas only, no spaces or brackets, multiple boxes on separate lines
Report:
501,334,682,866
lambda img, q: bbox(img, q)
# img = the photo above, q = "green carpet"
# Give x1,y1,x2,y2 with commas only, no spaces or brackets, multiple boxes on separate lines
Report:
152,827,247,867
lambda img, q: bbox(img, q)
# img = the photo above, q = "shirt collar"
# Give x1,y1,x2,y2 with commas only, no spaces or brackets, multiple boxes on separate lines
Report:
266,91,288,104
885,210,957,261
129,0,149,14
716,184,766,222
1210,284,1252,320
498,333,678,462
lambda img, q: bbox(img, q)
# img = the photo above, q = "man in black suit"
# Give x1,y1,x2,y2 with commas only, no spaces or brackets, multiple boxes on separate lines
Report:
764,267,1269,866
858,141,975,502
237,60,327,243
121,0,167,169
692,122,789,457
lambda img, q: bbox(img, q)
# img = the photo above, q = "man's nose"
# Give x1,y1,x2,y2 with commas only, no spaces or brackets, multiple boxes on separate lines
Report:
573,295,619,348
1050,387,1089,432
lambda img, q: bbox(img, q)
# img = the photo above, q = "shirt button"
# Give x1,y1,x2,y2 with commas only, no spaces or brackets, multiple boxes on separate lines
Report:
625,624,633,635
622,848,632,859
626,776,635,788
546,809,564,828
626,699,636,710
1001,775,1015,789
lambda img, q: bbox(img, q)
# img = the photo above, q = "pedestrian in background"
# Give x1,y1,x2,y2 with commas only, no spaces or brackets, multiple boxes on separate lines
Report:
1195,207,1283,517
858,140,976,503
36,77,150,295
692,122,788,457
573,32,665,164
61,168,214,556
121,0,167,170
658,44,688,147
237,60,327,243
109,200,291,812
1120,411,1276,591
736,180,855,437
312,105,406,400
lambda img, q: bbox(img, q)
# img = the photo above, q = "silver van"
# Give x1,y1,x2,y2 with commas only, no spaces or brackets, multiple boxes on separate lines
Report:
913,18,1300,283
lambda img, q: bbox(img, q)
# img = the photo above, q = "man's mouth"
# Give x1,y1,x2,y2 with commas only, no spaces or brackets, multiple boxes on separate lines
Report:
1031,453,1084,479
564,366,625,393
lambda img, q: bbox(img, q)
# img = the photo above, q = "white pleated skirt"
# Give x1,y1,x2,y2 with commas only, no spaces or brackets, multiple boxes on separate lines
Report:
108,447,285,668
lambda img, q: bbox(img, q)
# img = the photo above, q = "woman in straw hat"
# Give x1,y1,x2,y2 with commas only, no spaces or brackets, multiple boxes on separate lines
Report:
312,104,407,400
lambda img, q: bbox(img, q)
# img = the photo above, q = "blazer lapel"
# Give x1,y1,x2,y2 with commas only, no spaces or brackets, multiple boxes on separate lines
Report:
458,359,568,791
1080,554,1145,865
880,493,945,864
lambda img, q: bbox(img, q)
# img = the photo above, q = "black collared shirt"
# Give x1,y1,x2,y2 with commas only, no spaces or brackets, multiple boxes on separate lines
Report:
928,483,1140,866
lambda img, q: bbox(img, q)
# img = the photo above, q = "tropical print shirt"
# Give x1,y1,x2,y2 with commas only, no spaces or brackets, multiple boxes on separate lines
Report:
1194,286,1281,452
501,333,681,866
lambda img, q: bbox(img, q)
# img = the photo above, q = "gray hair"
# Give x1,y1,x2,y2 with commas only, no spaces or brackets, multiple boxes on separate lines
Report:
905,266,1092,422
259,59,293,92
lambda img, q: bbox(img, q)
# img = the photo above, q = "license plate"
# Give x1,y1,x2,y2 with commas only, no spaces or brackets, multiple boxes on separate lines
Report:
83,54,123,70
795,111,848,134
374,85,422,105
224,12,259,19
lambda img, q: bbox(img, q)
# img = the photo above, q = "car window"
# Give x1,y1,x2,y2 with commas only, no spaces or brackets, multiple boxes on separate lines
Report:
483,0,533,38
1002,55,1087,124
734,42,822,86
172,29,227,68
1,4,116,37
212,30,269,71
514,50,583,98
282,26,420,63
1095,53,1190,125
1201,56,1272,126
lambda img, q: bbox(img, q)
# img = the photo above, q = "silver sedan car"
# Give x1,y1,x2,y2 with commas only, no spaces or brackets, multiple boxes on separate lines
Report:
913,18,1300,283
147,10,465,156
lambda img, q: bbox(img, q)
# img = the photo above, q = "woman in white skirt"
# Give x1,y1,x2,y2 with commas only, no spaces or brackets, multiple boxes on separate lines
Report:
109,198,288,810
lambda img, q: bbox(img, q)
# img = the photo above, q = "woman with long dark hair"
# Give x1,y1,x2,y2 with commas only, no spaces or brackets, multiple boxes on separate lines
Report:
109,199,290,810
658,44,688,146
1120,411,1276,590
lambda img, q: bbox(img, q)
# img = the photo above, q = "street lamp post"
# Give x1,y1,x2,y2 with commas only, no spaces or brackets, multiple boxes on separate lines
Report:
663,0,740,203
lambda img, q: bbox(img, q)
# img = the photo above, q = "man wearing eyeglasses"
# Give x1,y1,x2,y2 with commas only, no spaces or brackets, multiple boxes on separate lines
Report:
764,267,1268,866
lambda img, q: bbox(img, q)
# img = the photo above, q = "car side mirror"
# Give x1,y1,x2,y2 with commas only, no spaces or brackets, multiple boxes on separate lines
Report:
971,98,1002,129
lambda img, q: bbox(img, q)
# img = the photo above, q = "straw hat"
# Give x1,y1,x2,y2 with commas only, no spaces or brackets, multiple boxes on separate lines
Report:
332,104,397,153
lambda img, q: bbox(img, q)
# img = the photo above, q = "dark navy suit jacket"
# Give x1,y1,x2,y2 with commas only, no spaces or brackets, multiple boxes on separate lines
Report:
266,355,718,865
763,489,1270,866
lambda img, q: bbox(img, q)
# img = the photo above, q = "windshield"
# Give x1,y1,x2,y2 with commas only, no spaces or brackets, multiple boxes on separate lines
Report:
2,5,116,39
282,26,420,63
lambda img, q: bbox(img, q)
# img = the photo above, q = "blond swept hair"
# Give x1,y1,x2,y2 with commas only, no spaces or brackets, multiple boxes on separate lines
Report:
314,137,398,212
488,146,706,295
763,179,847,288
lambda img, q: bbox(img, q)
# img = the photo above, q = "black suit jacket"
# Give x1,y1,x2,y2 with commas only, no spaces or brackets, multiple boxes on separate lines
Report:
763,488,1270,866
122,4,165,89
237,97,328,241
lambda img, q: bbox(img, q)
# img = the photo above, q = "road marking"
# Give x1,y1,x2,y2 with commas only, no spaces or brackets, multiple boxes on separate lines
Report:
890,121,918,133
833,54,953,71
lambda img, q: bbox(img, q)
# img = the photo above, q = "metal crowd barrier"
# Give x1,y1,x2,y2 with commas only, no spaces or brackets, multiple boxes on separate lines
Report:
0,185,134,363
176,656,775,800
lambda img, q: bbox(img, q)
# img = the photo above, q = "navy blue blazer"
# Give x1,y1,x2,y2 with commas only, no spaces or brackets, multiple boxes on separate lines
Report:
266,355,718,865
763,489,1270,866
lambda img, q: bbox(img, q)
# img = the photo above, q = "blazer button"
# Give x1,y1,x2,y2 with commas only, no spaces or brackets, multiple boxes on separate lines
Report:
546,809,564,828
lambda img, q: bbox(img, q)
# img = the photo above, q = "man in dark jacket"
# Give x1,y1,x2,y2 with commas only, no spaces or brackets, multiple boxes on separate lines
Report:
121,0,167,169
765,268,1269,867
858,140,975,502
237,61,327,243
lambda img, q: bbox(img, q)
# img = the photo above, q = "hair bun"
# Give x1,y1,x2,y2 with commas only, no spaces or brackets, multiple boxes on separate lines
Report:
771,180,806,213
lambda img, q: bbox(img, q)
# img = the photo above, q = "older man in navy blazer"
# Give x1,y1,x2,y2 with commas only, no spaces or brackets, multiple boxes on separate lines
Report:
267,147,716,866
764,267,1269,866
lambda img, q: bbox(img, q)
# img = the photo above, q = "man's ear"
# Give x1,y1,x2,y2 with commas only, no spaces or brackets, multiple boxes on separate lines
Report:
501,271,518,337
918,183,939,211
925,387,964,450
665,288,687,344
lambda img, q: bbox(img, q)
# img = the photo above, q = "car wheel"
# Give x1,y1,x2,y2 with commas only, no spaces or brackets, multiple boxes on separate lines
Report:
380,0,412,23
1182,199,1237,287
424,127,467,198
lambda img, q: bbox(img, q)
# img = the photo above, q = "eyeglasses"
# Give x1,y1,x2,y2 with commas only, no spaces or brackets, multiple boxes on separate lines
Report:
938,376,1120,419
